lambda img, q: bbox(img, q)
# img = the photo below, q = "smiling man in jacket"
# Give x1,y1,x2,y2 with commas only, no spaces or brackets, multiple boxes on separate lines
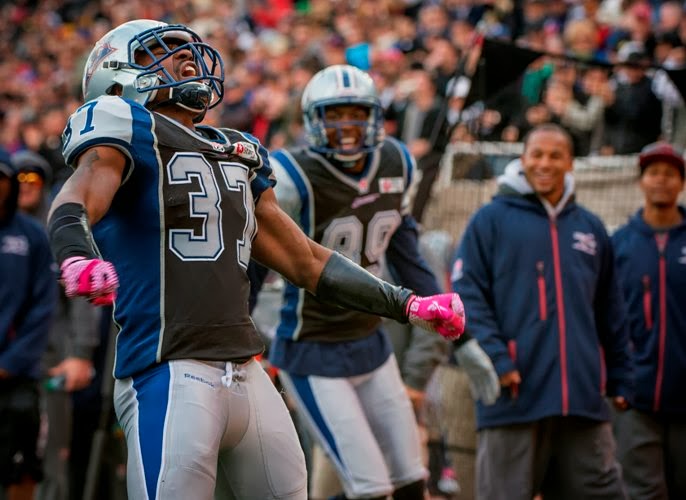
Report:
612,142,686,500
451,123,632,500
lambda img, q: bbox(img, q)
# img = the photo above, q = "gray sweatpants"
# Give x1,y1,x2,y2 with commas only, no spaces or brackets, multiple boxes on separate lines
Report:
476,416,627,500
613,408,686,500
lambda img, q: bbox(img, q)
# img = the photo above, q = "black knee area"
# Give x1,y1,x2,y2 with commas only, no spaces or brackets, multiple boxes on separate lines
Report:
392,479,426,500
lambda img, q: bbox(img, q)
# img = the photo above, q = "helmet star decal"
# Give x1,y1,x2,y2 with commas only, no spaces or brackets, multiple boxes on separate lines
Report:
84,42,117,89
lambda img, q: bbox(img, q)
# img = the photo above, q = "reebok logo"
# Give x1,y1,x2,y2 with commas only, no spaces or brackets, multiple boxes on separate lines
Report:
351,193,380,209
184,372,216,389
1,235,29,256
572,232,596,256
679,246,686,264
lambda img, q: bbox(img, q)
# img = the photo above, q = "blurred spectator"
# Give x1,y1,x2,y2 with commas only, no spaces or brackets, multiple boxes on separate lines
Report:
622,2,657,50
519,54,555,107
391,66,446,223
249,71,291,149
564,18,606,61
35,106,70,198
445,75,472,129
652,43,686,144
612,142,686,500
548,64,613,155
417,4,451,47
219,77,254,134
10,151,52,224
656,1,683,36
653,30,682,66
2,0,682,176
0,148,57,500
602,42,662,154
424,38,461,97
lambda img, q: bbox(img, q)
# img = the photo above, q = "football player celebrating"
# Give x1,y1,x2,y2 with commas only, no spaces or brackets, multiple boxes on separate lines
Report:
47,21,466,500
250,65,498,500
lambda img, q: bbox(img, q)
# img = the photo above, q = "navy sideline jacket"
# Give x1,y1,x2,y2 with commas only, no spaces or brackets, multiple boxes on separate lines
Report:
612,208,686,416
452,166,633,429
0,210,56,379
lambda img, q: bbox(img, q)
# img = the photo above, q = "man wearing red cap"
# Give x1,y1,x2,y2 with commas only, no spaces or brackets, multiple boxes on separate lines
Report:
612,141,686,499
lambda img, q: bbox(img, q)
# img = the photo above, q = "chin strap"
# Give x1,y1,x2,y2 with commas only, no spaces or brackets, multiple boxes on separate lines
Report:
148,82,211,122
327,152,365,171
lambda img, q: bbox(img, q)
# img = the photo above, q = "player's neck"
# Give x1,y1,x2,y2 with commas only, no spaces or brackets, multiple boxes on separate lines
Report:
642,203,683,229
157,106,197,130
330,153,367,174
347,158,366,174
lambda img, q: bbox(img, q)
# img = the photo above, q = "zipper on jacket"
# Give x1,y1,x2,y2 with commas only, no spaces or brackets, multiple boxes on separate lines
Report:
508,339,519,399
653,233,668,412
550,222,569,415
642,275,653,330
537,261,547,321
598,345,607,395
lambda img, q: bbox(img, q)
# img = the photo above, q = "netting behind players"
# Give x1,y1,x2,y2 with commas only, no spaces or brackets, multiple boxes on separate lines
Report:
423,142,686,239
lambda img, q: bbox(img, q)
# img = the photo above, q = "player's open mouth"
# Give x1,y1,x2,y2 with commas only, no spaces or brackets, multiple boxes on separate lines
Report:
180,63,198,78
340,137,359,149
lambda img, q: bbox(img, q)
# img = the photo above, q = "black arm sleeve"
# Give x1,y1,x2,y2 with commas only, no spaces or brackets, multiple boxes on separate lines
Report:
315,252,414,323
47,202,98,265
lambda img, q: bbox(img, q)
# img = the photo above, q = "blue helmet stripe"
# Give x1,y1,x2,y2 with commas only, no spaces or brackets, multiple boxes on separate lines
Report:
341,68,351,88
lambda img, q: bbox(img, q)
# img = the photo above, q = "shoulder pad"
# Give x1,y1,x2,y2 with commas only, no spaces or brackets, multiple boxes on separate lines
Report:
62,96,151,168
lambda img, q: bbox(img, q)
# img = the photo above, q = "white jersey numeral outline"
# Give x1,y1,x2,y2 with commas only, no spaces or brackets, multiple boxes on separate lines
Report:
321,210,401,275
167,152,254,267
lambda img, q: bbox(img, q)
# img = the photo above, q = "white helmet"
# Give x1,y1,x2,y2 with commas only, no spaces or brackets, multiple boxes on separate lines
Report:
301,65,384,160
82,19,224,115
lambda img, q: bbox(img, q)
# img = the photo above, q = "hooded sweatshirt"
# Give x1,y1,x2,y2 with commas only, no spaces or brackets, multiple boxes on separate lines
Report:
452,160,632,429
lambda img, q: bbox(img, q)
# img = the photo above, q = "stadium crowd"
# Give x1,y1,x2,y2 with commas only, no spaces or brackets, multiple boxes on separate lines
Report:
3,0,686,166
1,0,686,499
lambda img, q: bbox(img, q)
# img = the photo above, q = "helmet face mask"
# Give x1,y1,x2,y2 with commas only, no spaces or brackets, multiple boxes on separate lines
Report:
83,20,224,113
302,65,384,163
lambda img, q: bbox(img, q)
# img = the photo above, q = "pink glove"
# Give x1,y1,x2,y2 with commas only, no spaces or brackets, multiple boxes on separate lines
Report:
405,293,465,340
61,256,119,306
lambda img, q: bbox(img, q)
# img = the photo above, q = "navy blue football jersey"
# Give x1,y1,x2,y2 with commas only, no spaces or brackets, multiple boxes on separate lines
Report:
62,96,274,378
270,139,415,343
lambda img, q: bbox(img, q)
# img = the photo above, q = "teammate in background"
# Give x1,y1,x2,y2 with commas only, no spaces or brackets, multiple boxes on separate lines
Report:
452,123,632,500
612,142,686,499
0,149,57,500
248,64,494,500
46,21,465,500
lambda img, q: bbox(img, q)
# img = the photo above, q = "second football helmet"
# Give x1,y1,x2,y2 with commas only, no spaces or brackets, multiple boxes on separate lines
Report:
82,19,224,114
301,65,384,161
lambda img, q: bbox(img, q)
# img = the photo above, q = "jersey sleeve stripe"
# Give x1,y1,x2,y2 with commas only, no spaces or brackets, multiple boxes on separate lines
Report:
276,151,315,238
272,150,314,341
386,136,415,188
